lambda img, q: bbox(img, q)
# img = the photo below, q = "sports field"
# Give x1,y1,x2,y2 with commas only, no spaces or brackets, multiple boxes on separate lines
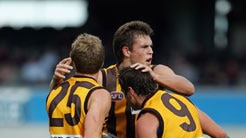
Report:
0,124,245,138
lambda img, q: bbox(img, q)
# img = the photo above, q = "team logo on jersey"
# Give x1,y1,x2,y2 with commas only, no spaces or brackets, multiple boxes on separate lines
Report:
110,91,125,102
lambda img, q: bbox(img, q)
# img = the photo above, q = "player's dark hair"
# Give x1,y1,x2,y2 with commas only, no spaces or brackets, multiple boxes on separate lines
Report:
119,67,157,96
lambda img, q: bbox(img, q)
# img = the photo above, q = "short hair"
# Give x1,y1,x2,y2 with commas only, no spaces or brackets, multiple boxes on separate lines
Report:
70,33,104,74
113,20,154,64
119,67,158,96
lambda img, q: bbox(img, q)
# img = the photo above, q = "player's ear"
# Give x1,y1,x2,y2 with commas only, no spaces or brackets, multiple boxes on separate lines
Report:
122,46,130,57
128,87,135,98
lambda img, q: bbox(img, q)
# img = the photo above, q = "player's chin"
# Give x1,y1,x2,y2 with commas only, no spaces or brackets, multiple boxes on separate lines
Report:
145,61,151,66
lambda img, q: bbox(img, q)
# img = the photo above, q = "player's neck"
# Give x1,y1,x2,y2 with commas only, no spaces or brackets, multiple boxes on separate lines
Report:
118,61,131,70
76,72,99,82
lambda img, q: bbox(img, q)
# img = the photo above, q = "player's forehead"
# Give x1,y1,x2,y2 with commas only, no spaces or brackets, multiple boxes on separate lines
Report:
133,35,152,47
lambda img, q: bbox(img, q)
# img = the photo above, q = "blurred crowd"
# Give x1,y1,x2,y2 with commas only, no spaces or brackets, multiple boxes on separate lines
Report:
0,0,245,88
0,27,245,88
167,44,245,87
0,42,59,86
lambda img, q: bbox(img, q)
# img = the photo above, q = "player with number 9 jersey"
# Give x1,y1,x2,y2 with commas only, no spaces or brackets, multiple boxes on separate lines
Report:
139,90,203,138
119,67,204,138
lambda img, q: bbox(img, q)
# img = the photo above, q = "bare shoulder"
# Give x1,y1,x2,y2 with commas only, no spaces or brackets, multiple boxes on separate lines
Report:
138,112,159,126
89,88,111,109
92,88,111,99
136,112,159,137
92,88,111,103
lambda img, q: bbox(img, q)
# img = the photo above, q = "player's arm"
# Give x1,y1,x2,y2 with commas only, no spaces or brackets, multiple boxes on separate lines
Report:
152,64,194,96
131,63,194,96
84,88,111,138
198,108,229,138
136,112,159,138
49,57,73,90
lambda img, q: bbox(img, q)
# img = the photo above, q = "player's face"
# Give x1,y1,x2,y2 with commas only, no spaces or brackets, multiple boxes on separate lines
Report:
126,97,140,110
129,35,153,66
125,90,141,110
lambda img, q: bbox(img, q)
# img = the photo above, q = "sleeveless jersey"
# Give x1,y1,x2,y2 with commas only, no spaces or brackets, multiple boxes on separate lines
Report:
138,90,204,138
46,75,105,138
101,64,136,138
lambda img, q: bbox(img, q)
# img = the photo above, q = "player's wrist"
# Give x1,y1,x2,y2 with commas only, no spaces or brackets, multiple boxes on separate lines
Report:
52,75,62,82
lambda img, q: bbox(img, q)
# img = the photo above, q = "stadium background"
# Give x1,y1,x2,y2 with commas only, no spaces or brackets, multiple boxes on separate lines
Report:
0,0,245,137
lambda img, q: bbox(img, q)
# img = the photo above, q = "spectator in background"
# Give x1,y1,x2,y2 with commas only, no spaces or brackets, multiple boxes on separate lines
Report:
20,52,43,84
0,62,18,85
0,42,18,84
169,48,199,84
39,47,59,81
20,47,59,85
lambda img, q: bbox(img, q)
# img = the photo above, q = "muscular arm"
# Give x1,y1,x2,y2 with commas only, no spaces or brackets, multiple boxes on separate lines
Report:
152,64,194,96
84,89,111,138
136,112,159,138
131,63,194,96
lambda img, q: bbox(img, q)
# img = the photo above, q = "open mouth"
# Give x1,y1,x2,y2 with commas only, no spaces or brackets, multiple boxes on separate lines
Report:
146,58,152,63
